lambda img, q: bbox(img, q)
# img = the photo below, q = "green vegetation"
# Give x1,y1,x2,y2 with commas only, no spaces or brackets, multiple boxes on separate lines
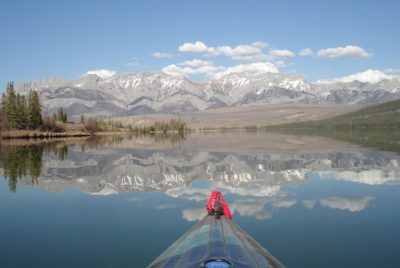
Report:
132,118,188,134
0,82,42,130
272,128,400,155
0,82,189,139
80,117,189,135
258,99,400,155
53,107,68,123
83,117,124,133
267,99,400,130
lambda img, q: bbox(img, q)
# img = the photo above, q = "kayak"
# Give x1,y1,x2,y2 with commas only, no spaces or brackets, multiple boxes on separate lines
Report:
147,191,284,268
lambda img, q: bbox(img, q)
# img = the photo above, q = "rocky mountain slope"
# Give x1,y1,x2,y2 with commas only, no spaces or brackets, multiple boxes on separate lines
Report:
17,72,400,120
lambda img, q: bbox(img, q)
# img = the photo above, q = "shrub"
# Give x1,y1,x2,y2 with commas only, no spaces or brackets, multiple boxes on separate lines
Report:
84,118,100,133
40,116,65,132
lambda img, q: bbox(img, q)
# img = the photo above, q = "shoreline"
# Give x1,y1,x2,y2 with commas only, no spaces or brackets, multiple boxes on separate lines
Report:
0,129,188,141
0,130,91,140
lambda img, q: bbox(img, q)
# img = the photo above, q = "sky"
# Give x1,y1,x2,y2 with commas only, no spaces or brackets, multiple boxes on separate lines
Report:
0,0,399,89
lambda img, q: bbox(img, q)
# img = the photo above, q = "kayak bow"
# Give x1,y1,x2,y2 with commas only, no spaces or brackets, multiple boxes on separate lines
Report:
147,191,284,268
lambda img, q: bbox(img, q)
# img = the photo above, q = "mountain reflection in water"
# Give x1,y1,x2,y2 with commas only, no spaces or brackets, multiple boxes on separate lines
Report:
1,132,399,221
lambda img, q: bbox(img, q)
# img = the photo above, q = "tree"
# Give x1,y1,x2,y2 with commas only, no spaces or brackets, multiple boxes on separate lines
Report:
80,114,85,124
15,93,27,129
5,82,17,128
84,117,99,133
63,108,68,123
28,89,42,129
0,93,9,131
0,109,9,131
55,107,67,123
1,92,6,109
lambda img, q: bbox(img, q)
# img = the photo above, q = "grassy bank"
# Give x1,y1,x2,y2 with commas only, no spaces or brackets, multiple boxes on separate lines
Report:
266,99,400,130
0,118,189,140
0,129,91,139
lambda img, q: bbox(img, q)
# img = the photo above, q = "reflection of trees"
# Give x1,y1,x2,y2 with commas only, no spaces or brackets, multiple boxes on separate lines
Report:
78,133,187,150
0,132,188,192
79,135,126,151
1,145,43,192
153,132,186,146
43,142,68,160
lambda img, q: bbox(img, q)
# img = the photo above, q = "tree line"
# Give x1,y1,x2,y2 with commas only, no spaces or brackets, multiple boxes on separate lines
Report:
0,82,42,130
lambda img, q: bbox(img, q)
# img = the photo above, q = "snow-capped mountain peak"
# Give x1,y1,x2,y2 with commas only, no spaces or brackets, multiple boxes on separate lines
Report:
17,71,400,120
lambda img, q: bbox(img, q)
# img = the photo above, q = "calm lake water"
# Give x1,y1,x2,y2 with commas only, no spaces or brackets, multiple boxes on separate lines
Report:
1,132,400,268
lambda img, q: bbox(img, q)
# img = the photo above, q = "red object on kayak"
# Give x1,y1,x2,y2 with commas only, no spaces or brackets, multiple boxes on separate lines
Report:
206,190,232,219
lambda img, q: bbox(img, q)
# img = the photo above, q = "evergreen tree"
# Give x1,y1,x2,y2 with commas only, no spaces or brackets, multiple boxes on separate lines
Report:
56,107,67,123
28,89,42,129
20,95,28,128
5,82,17,128
0,93,6,131
62,108,67,123
1,92,6,110
15,93,28,129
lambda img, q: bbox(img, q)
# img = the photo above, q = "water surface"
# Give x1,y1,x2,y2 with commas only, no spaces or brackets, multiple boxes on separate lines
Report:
1,132,400,268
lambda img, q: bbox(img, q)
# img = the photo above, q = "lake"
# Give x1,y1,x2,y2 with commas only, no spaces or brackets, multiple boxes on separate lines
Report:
1,132,400,268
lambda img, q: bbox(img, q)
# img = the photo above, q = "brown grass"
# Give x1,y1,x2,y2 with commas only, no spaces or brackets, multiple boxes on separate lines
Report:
113,103,360,130
0,129,90,139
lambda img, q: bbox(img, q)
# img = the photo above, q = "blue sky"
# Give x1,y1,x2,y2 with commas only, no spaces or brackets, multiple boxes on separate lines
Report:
1,0,399,88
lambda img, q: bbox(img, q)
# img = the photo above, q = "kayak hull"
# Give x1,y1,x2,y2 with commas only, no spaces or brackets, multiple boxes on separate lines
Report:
147,215,284,268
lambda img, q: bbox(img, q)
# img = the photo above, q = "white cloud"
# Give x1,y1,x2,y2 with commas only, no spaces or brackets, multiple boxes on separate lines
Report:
162,64,221,77
163,61,278,79
318,169,400,185
320,196,374,212
171,41,292,77
151,52,174,59
214,62,279,79
255,210,274,220
252,41,269,49
270,49,295,58
383,68,400,76
178,41,269,61
86,69,116,79
316,69,394,84
179,41,211,54
272,199,297,208
180,59,213,67
317,45,371,58
299,48,314,56
217,44,263,57
230,199,273,220
302,199,317,209
182,208,207,222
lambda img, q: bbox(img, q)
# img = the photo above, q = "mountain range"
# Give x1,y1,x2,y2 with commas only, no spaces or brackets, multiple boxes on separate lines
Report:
13,140,400,195
18,71,400,120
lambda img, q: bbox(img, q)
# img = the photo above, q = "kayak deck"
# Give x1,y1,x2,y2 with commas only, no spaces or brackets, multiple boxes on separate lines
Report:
147,215,284,268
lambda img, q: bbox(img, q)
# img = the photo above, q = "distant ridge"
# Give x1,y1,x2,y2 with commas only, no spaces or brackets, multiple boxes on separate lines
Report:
269,99,400,129
17,71,400,121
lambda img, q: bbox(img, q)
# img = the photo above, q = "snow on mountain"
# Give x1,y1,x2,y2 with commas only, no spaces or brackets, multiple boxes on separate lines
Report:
86,69,116,79
17,71,400,120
